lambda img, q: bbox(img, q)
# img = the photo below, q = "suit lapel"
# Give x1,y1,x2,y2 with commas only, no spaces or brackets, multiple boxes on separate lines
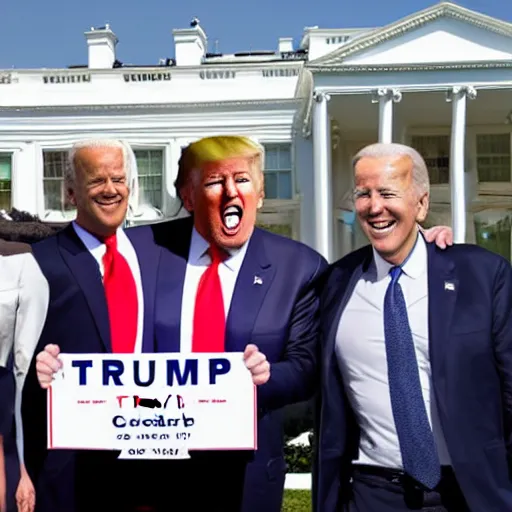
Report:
126,229,160,353
225,229,275,352
151,218,192,353
58,225,112,352
427,242,457,404
323,256,369,381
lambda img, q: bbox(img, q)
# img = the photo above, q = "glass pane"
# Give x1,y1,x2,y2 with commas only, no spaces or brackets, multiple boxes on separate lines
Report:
0,190,10,210
474,211,511,261
278,171,292,199
44,179,64,211
149,150,163,170
134,150,163,208
265,148,278,171
43,152,67,178
264,172,278,199
135,151,150,175
411,135,450,185
0,155,11,180
278,146,292,169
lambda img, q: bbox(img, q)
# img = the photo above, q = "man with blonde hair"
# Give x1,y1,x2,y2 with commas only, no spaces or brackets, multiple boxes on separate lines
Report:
131,135,450,512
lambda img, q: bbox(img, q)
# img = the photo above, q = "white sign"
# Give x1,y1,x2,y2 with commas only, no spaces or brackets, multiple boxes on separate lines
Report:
47,353,257,459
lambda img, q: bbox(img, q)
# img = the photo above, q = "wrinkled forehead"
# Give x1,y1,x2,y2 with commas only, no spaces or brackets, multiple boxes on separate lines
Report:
354,155,413,187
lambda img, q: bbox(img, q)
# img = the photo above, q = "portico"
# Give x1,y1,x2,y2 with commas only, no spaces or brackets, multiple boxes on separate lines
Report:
303,2,512,262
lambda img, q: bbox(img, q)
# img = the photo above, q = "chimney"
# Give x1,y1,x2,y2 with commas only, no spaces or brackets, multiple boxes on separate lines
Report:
278,37,294,53
84,24,118,69
173,18,207,66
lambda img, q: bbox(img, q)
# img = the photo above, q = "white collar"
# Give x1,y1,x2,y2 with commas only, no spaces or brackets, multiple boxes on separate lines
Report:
188,226,250,272
372,231,427,281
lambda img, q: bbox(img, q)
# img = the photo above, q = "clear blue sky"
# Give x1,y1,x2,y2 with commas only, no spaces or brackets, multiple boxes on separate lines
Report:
1,0,511,69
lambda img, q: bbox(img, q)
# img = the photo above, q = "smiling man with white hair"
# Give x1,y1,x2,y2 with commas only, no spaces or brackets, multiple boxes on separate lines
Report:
314,142,512,512
21,139,171,512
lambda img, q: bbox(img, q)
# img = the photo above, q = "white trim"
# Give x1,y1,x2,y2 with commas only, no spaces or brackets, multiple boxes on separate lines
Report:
284,472,312,490
309,2,512,67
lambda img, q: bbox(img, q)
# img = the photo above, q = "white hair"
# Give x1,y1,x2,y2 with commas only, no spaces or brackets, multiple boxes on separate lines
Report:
352,142,430,196
66,139,134,186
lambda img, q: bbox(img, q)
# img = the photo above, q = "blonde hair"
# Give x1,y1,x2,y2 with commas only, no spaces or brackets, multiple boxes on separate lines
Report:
175,135,265,199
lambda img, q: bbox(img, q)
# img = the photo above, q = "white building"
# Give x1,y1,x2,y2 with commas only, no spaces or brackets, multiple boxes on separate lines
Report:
1,2,512,262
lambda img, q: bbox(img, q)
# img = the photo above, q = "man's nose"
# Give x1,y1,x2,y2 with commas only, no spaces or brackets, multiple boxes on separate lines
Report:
224,178,238,198
103,179,118,195
368,193,384,214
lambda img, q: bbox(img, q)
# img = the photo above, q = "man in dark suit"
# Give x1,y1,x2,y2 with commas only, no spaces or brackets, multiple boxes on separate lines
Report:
127,135,326,511
125,136,450,512
314,142,512,511
29,138,271,512
21,139,180,512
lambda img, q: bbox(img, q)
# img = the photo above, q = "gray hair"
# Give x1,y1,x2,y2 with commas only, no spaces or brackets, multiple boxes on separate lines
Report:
352,142,430,196
66,139,134,186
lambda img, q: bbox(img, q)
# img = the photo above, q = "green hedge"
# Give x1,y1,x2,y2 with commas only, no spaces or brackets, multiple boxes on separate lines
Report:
281,490,311,512
284,432,314,473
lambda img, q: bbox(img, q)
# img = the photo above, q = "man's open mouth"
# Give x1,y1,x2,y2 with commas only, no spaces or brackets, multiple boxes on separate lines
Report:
223,205,243,230
368,220,396,232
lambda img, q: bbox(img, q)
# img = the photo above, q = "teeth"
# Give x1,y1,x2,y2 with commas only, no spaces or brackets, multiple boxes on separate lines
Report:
225,215,240,229
371,221,393,229
224,206,239,215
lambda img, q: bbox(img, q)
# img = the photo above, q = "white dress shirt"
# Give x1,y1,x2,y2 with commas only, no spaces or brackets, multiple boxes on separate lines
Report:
335,235,451,469
180,227,249,352
73,222,144,353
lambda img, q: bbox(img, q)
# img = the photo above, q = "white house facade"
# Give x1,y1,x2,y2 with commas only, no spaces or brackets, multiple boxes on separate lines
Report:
1,2,512,263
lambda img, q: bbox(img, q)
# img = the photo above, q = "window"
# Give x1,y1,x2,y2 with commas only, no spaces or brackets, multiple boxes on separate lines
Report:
476,134,511,182
411,135,450,185
263,144,292,199
43,151,74,211
134,150,164,209
0,154,11,210
474,210,511,261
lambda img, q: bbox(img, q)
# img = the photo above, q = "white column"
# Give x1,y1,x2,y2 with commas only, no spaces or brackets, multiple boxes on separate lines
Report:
446,86,477,243
372,88,402,143
312,91,333,262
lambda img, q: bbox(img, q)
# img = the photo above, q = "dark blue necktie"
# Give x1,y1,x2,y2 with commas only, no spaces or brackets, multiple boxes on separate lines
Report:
384,266,441,490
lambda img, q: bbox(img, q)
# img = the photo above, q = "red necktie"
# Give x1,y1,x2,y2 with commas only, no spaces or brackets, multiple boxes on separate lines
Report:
102,234,138,353
192,246,226,352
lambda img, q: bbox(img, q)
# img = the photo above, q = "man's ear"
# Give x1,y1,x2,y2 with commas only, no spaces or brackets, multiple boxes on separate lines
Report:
180,183,194,213
67,186,77,206
416,192,429,223
257,172,265,209
257,191,264,210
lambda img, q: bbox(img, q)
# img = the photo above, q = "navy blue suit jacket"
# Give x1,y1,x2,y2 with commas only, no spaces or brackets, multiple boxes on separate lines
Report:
314,242,512,512
22,224,170,512
144,217,327,512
